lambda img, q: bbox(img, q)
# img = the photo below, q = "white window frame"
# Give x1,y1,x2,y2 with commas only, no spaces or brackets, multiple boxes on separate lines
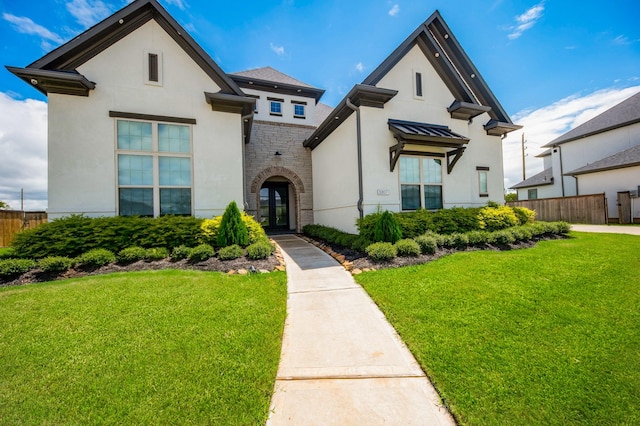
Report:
292,101,306,119
399,155,444,211
115,118,193,217
269,98,283,116
477,166,489,197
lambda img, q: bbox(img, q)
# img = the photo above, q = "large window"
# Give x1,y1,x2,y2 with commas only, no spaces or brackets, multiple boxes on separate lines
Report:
528,188,538,200
117,119,192,216
400,156,443,210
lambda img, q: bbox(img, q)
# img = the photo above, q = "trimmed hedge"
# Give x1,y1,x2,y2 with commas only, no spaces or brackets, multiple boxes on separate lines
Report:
302,224,371,253
365,242,397,261
0,258,36,278
218,244,245,261
145,247,169,261
188,244,215,262
414,235,437,255
247,242,274,260
117,246,147,264
75,249,116,268
11,215,204,259
395,239,421,257
37,256,74,273
171,245,192,261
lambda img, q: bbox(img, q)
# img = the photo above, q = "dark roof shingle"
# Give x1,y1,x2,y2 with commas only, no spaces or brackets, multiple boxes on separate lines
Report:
510,168,554,189
565,144,640,176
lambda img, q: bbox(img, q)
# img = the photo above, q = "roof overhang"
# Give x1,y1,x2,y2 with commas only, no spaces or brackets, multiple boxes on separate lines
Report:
484,119,522,137
6,66,95,96
204,92,255,143
388,119,469,173
303,84,398,149
447,100,491,121
230,75,325,103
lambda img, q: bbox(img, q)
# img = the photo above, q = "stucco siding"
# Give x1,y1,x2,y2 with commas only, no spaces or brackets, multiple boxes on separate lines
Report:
577,166,640,220
48,20,244,218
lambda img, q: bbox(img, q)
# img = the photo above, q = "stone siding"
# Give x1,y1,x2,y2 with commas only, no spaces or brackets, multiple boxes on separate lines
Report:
244,120,315,231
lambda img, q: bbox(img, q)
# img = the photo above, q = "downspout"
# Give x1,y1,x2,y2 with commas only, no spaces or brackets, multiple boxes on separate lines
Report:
346,97,364,220
557,145,565,197
241,113,252,211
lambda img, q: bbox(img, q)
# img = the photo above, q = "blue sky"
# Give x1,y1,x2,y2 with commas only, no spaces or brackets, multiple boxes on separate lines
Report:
1,0,639,209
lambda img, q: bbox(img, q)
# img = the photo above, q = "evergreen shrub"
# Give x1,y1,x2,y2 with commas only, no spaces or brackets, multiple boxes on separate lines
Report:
478,205,519,231
38,256,74,273
217,201,249,247
414,235,438,255
512,207,536,225
145,247,169,261
394,239,421,257
247,242,273,260
0,258,36,278
373,211,402,243
218,244,245,260
188,244,215,262
171,245,192,261
117,247,147,264
76,249,116,268
365,242,397,261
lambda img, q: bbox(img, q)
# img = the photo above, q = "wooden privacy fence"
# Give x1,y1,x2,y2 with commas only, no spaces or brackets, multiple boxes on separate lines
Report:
0,210,48,247
507,193,607,224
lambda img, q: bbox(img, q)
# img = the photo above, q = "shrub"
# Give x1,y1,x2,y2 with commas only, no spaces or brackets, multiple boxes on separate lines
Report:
449,232,470,249
38,256,74,273
117,246,147,264
302,224,361,249
493,229,516,245
145,247,169,261
477,205,519,232
431,207,481,234
351,236,372,253
201,212,267,247
171,245,192,261
393,210,432,238
511,226,533,242
365,242,397,262
466,230,491,246
556,221,571,234
373,211,402,243
75,249,116,268
414,235,438,255
0,248,17,259
217,201,249,248
0,258,37,278
218,244,245,261
512,207,536,225
10,215,204,258
188,244,215,262
247,242,273,260
394,239,421,257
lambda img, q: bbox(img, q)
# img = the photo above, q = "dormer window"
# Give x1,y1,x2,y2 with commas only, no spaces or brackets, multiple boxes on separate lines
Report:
269,98,283,116
292,101,306,119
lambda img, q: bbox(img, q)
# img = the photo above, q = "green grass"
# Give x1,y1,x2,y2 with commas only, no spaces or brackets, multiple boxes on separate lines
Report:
355,232,640,425
0,270,287,425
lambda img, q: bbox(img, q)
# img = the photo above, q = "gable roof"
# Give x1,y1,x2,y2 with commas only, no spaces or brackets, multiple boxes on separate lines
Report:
542,91,640,147
510,167,554,189
535,148,552,158
229,66,325,103
6,0,243,96
565,144,640,176
304,11,520,149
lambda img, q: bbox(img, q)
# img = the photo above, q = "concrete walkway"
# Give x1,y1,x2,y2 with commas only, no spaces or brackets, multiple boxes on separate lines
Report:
571,224,640,235
267,235,454,425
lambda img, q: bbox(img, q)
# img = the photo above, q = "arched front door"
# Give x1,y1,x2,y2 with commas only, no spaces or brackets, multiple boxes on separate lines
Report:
260,182,289,231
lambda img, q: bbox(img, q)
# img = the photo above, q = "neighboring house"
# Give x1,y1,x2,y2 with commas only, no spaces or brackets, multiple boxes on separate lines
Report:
510,91,640,222
6,0,520,234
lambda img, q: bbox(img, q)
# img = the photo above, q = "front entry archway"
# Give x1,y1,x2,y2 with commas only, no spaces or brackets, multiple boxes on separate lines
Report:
260,182,289,231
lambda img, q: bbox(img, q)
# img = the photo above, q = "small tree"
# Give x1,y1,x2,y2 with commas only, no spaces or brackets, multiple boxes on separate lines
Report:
0,201,10,210
217,201,249,247
373,211,402,243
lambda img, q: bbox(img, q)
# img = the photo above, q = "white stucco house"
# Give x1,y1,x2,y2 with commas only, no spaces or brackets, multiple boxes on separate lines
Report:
511,91,640,223
7,0,520,234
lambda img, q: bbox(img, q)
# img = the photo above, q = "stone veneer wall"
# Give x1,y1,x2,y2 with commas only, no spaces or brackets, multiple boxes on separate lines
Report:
244,120,315,231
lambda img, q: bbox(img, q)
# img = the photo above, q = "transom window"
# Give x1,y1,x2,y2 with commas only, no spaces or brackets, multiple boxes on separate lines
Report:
116,119,192,217
400,156,443,210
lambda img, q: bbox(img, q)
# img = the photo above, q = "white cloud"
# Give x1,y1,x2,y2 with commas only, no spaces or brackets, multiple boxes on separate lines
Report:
0,93,48,211
66,0,113,28
613,35,631,45
502,86,640,190
162,0,187,10
2,13,64,45
507,1,544,40
388,4,400,17
355,62,364,72
270,42,285,56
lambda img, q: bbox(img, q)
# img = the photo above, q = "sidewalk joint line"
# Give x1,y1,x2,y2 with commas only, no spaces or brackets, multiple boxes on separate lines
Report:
289,286,360,295
276,373,426,381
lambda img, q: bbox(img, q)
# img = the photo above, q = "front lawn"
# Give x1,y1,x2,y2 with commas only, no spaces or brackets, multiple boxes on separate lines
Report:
356,232,640,425
0,270,287,425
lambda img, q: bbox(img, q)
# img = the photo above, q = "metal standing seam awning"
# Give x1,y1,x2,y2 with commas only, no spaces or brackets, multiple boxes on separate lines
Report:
388,119,470,173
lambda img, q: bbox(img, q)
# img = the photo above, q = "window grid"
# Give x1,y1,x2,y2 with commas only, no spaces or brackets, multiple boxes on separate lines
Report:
294,104,305,118
399,156,443,211
116,119,192,217
270,101,282,115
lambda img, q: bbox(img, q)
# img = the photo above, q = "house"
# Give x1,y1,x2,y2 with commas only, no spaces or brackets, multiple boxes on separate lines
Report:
6,0,520,234
511,91,640,223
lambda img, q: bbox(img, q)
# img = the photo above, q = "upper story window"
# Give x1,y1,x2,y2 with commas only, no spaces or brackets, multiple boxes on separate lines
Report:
116,119,192,217
269,98,283,116
400,156,443,210
415,72,423,97
292,101,307,119
528,188,538,200
145,50,163,86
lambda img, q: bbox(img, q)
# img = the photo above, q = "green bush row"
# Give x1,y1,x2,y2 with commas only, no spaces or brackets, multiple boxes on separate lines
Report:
11,215,204,259
302,224,372,253
357,204,536,240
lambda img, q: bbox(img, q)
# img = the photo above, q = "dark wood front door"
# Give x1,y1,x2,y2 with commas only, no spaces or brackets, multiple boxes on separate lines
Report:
260,183,289,231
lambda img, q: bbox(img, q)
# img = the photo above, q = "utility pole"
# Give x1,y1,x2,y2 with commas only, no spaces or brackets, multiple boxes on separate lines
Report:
521,133,526,181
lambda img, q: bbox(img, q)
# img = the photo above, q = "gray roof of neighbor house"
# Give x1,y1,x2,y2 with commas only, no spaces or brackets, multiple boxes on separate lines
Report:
542,91,640,147
303,10,520,149
536,148,552,157
565,144,640,176
5,0,244,97
510,167,554,189
229,66,325,103
313,103,334,127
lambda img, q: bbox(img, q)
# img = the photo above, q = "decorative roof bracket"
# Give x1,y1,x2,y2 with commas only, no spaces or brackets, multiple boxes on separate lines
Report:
446,147,466,174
